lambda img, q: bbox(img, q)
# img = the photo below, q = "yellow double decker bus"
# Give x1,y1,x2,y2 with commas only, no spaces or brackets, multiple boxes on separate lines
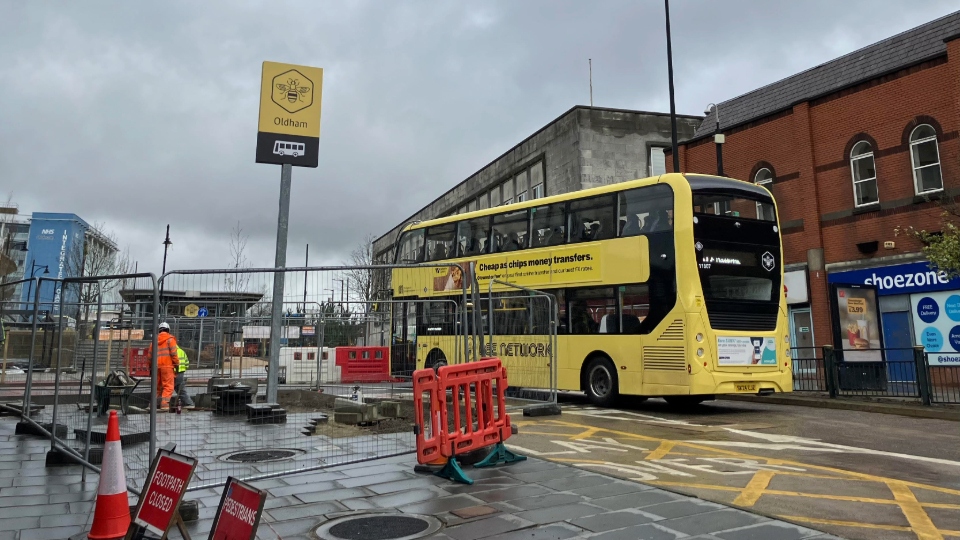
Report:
390,173,791,406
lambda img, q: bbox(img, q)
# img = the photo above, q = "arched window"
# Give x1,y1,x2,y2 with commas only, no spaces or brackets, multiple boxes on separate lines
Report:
909,124,942,195
850,141,878,207
754,168,775,220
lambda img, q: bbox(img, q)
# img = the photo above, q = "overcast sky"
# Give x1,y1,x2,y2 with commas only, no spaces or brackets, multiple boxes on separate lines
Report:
1,1,956,275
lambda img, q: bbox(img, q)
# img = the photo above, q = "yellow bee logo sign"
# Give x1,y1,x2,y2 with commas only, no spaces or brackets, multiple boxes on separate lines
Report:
271,69,314,114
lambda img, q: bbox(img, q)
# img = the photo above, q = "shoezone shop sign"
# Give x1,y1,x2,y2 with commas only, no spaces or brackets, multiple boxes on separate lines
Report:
127,449,197,539
208,477,268,540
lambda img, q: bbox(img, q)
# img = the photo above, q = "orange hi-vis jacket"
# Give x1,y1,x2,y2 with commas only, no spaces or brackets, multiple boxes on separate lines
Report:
150,333,179,368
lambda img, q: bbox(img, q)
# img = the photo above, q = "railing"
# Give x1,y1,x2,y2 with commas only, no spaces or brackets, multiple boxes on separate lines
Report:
815,345,960,405
790,348,826,392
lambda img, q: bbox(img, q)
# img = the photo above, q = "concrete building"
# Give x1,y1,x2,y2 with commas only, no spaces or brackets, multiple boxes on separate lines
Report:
669,12,960,368
372,106,702,262
0,205,32,311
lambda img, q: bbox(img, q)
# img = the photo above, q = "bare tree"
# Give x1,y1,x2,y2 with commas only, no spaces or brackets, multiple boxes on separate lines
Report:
341,234,378,315
224,221,252,293
65,223,133,335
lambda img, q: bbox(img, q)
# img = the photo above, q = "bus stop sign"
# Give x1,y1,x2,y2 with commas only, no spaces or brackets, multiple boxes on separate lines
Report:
256,61,323,168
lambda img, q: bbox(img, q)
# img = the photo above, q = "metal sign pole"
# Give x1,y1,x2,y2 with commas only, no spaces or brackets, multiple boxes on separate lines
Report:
267,163,292,404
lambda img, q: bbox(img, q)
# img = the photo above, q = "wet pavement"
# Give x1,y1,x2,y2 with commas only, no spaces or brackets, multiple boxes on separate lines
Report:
0,414,838,540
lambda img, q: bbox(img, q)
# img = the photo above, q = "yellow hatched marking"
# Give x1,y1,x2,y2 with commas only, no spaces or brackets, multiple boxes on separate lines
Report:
645,441,675,461
571,427,602,440
888,482,944,540
732,470,775,507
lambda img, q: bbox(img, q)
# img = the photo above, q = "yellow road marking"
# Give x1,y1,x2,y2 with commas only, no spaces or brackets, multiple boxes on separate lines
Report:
732,469,775,507
645,441,675,461
780,515,914,532
536,419,960,496
888,482,944,540
571,427,602,440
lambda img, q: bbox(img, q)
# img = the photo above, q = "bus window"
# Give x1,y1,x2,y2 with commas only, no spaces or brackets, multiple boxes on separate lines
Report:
569,195,617,243
490,210,528,253
396,229,425,263
619,185,674,236
620,285,650,334
569,288,616,334
531,203,566,247
457,217,491,256
425,223,456,261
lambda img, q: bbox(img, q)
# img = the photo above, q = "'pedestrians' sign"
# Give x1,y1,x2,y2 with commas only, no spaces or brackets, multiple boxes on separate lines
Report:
208,477,267,540
256,61,323,168
198,306,209,318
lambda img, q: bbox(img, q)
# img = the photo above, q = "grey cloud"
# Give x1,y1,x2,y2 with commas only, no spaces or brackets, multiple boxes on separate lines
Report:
1,1,956,275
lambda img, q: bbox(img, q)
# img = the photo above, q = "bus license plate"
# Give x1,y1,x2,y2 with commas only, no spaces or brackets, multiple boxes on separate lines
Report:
735,383,757,393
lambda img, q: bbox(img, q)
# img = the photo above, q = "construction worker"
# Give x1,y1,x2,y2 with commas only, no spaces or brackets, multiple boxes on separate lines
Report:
174,345,195,409
147,322,177,410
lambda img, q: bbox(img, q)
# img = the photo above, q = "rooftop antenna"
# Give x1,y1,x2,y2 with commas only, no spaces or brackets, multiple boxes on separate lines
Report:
589,59,594,107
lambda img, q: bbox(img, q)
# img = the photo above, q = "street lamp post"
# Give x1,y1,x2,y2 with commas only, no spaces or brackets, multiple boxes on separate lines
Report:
159,225,172,315
705,103,724,176
664,0,680,173
24,263,49,314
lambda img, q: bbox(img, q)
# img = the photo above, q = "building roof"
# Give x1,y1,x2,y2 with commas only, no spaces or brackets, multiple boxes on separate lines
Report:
694,11,960,140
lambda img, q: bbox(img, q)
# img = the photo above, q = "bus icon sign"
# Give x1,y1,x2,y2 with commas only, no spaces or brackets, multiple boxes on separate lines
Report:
273,141,304,157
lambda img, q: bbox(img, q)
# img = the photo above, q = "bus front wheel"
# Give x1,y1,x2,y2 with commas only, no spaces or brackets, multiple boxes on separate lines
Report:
584,357,618,407
426,349,447,372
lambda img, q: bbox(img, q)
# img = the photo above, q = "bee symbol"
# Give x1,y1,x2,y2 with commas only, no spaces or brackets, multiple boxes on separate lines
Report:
276,78,311,104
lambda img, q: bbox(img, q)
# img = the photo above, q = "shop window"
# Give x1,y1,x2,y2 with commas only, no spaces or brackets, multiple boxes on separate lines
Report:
910,124,943,195
531,203,566,247
458,216,492,256
490,210,528,253
424,223,456,261
619,184,673,236
569,288,617,334
850,141,879,207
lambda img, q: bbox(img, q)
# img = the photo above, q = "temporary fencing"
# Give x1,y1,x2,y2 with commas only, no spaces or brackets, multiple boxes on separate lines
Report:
484,279,559,411
148,264,469,490
413,357,524,484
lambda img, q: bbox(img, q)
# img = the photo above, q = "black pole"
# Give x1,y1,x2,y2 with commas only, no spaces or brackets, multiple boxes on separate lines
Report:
160,224,171,315
665,0,680,173
715,117,724,176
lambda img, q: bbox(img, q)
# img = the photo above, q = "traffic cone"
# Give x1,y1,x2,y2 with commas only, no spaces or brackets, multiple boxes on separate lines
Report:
88,410,131,540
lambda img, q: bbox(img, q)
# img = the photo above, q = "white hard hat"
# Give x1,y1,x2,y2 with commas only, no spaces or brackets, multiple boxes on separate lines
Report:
159,322,171,331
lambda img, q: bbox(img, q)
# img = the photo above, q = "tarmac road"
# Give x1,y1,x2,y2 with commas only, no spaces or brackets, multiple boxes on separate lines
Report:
511,395,960,540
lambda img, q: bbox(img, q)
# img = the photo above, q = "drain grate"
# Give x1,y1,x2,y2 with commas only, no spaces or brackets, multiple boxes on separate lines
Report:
317,514,441,540
219,448,303,463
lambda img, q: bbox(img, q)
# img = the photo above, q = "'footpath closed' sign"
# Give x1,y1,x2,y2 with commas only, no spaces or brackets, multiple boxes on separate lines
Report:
130,450,197,537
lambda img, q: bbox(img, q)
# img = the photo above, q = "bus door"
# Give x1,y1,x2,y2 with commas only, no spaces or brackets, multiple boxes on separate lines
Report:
390,301,417,377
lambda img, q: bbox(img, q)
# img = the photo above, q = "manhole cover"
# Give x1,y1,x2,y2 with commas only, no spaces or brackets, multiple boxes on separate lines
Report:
218,448,304,463
317,514,441,540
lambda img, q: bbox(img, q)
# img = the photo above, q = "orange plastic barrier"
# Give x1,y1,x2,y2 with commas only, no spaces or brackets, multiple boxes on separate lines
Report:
412,358,512,462
335,346,393,383
412,369,442,464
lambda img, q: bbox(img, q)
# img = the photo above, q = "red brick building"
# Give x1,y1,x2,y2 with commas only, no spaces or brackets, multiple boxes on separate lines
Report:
669,12,960,366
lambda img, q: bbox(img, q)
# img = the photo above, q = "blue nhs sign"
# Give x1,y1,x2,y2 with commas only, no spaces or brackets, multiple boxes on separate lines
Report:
828,261,960,296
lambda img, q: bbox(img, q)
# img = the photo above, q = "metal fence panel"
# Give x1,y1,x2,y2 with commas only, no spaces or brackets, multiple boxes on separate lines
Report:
790,347,826,392
152,264,469,490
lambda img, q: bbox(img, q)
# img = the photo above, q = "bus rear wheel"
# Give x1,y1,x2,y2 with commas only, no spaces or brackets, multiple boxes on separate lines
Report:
585,357,618,407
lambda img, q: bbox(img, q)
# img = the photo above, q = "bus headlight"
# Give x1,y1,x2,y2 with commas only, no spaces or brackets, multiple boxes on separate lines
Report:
784,335,790,344
697,348,704,357
785,348,791,358
696,333,704,343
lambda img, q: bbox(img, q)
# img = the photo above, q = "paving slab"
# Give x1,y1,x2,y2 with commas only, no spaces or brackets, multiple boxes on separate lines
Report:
1,415,834,540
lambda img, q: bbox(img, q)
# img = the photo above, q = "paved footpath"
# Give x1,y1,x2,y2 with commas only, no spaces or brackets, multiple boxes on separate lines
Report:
0,417,840,539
